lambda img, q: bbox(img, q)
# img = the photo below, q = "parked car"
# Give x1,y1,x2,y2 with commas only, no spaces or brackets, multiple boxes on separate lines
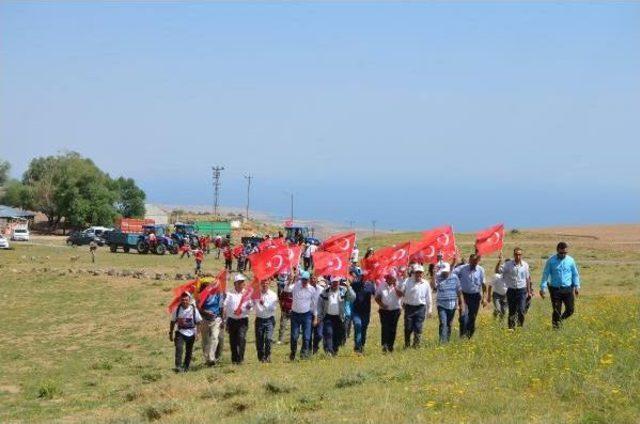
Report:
0,235,9,249
66,230,105,247
11,228,30,241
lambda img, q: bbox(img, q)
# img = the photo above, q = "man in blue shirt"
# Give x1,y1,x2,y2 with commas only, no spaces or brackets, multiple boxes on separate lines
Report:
351,269,377,354
199,280,225,366
540,242,580,329
453,254,486,339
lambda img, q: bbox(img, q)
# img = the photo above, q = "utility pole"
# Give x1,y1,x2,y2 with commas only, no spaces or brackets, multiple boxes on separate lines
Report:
372,220,377,237
244,174,252,220
212,166,224,216
290,193,294,221
347,220,355,229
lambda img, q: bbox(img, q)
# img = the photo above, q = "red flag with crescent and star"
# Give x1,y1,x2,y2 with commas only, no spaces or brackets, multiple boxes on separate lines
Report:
319,232,356,256
167,278,200,313
282,244,303,272
233,277,262,315
312,251,350,278
408,239,439,264
422,225,457,260
248,246,289,281
475,224,505,256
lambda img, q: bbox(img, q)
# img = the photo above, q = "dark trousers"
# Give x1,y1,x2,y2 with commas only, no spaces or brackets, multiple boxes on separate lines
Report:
255,316,275,362
507,288,528,329
379,309,401,352
227,317,248,364
352,312,370,352
174,332,195,370
404,304,426,348
312,318,324,354
195,260,202,274
290,311,313,358
460,292,481,338
492,292,507,320
224,258,232,270
549,287,575,328
437,306,456,344
341,315,352,346
323,314,344,355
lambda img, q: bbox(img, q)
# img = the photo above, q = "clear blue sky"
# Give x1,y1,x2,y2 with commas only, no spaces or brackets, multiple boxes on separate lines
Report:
1,2,639,230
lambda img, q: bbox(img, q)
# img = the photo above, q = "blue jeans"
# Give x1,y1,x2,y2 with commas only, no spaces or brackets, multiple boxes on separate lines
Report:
404,304,426,348
460,292,481,338
312,318,324,354
352,312,370,352
437,306,456,344
322,314,343,355
507,288,527,329
290,311,313,358
255,316,275,362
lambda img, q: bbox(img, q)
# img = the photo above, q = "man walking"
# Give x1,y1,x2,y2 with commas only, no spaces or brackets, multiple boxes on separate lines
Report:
223,274,251,364
454,254,486,338
431,268,463,344
497,248,532,329
288,271,318,360
540,242,580,329
277,271,293,344
198,280,224,366
399,264,432,348
351,269,377,353
375,270,403,352
169,292,202,372
253,280,278,363
317,277,355,356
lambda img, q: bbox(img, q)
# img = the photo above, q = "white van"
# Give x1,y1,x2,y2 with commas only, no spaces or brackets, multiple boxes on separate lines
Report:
11,227,30,241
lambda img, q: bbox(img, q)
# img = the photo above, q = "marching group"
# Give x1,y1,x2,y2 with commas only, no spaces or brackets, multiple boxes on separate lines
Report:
169,240,581,372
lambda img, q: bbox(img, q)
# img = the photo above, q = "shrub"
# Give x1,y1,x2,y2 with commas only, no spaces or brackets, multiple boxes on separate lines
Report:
264,380,292,394
142,401,177,421
36,380,62,399
335,372,369,388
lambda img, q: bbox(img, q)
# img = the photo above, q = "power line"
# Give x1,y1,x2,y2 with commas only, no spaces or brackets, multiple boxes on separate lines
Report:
244,174,252,220
212,166,224,216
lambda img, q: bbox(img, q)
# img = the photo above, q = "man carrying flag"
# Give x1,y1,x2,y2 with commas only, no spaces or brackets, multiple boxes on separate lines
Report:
198,271,227,366
223,274,251,364
454,254,486,339
169,292,203,373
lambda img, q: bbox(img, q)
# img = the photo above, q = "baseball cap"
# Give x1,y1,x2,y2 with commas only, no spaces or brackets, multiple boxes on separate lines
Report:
412,264,425,273
234,274,247,283
300,271,311,280
436,262,451,274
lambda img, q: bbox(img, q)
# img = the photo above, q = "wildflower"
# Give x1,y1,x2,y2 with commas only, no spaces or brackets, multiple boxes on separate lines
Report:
425,400,436,408
599,354,614,365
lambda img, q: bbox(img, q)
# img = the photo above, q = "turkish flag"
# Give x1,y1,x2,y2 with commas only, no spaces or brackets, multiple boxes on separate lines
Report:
312,251,350,278
319,232,356,255
361,246,395,282
475,224,504,256
383,242,411,268
167,278,200,313
408,239,439,264
197,269,228,308
233,277,261,315
422,225,457,259
258,237,286,252
232,245,244,258
249,246,289,281
282,245,303,272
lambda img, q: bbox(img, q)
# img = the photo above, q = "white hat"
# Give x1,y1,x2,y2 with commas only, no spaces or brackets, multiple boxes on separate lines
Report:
436,262,451,274
330,276,341,283
234,274,247,283
412,264,425,273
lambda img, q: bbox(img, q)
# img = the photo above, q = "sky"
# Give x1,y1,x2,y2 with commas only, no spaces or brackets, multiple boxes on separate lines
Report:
1,2,639,231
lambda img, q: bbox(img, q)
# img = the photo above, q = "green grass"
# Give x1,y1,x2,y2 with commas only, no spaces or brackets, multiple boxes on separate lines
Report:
0,231,639,423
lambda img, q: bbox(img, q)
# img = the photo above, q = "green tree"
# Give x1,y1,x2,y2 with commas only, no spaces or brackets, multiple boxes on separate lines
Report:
0,159,10,186
112,177,146,218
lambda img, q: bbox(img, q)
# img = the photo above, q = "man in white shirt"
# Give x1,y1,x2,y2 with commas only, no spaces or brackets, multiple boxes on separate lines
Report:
487,267,508,321
287,271,318,360
169,292,203,372
311,276,327,354
223,274,251,364
303,243,317,270
497,248,532,329
317,277,356,356
398,264,433,348
375,270,404,352
253,279,278,363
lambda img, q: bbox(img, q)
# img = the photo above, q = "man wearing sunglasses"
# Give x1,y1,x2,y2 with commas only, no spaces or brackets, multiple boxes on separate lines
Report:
540,242,580,329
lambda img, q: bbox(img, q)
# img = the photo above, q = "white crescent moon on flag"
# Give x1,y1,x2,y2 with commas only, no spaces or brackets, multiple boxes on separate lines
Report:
425,245,435,257
334,256,343,271
393,249,407,261
340,238,351,251
437,234,450,246
271,255,283,270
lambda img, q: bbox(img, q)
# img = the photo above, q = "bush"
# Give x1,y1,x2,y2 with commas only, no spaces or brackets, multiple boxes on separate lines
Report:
142,401,177,421
141,371,162,384
36,380,62,399
335,372,369,388
264,380,292,394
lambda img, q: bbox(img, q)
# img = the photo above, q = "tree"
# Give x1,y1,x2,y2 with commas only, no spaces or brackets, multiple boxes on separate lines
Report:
0,159,10,186
1,152,147,232
112,177,146,218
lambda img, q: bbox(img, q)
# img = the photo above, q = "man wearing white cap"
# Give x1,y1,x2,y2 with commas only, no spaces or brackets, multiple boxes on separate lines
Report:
375,270,403,352
317,277,355,356
287,270,318,360
398,263,433,348
223,274,251,364
169,291,202,372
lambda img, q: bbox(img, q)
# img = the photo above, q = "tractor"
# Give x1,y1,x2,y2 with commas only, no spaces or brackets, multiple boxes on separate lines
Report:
171,223,200,249
136,225,177,255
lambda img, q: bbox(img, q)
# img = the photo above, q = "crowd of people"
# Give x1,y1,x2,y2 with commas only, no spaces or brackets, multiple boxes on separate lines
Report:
169,235,581,372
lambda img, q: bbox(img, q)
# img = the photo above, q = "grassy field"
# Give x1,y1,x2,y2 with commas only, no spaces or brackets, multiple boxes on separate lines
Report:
1,227,639,423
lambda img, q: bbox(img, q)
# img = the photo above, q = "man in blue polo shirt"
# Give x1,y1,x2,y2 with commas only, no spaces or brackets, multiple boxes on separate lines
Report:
453,254,486,339
540,242,580,329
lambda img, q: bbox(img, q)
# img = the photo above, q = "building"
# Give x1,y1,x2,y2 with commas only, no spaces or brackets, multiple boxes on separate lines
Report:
0,205,36,235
